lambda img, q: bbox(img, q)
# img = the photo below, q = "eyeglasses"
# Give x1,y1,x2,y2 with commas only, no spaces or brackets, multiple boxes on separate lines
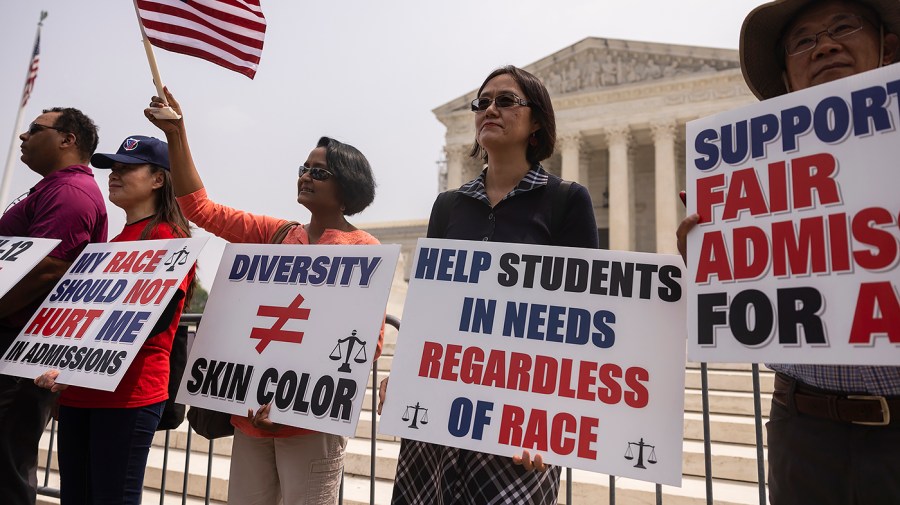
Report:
784,15,866,56
298,166,334,181
470,93,529,112
26,123,68,136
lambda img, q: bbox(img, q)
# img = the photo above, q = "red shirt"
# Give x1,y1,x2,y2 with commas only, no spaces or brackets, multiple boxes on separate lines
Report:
60,219,193,409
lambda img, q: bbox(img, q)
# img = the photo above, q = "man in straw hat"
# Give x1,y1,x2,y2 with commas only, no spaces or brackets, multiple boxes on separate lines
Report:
678,1,900,503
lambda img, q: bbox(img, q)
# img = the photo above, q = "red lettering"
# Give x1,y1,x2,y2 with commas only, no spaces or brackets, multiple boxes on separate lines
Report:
498,404,525,446
597,363,623,405
482,350,507,388
828,213,852,272
522,408,549,452
696,231,733,283
771,216,827,276
532,355,557,394
507,352,531,391
549,412,576,456
696,173,726,224
459,346,484,384
768,161,789,213
791,153,839,209
732,226,769,280
852,207,898,271
557,359,576,398
722,168,768,221
849,282,900,344
576,361,597,401
440,344,462,381
418,341,443,378
577,417,599,459
624,367,650,408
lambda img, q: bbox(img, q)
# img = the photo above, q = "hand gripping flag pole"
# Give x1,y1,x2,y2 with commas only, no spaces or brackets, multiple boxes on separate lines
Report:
0,11,48,208
131,0,181,120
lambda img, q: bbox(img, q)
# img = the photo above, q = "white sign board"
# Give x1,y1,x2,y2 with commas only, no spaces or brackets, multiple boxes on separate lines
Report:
380,239,686,486
0,236,60,299
0,238,206,389
686,63,900,364
176,243,400,437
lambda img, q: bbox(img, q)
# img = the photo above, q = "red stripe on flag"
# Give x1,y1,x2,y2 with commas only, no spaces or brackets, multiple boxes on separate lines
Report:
140,2,265,49
143,20,261,63
136,0,267,79
147,38,257,78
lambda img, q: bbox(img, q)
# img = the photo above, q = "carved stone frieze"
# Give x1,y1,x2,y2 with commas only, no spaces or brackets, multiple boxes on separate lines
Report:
534,46,740,95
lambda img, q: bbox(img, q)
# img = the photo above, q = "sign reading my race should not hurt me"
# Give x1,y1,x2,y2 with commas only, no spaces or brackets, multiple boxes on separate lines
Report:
0,238,207,390
0,236,61,299
176,243,399,437
686,63,900,365
380,239,686,486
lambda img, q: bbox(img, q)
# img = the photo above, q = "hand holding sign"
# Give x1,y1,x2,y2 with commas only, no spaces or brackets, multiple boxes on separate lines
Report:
34,369,68,392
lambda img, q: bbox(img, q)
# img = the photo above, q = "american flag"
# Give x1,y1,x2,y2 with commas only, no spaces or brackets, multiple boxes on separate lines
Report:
21,32,40,107
136,0,267,79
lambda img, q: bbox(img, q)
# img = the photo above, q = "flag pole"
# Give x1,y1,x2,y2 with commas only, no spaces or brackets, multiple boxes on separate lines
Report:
0,11,47,209
131,0,180,120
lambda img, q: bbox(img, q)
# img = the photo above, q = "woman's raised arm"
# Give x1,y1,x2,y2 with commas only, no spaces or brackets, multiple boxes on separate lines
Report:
144,87,204,197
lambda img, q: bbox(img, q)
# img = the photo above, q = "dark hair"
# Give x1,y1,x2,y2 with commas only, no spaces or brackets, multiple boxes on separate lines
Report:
469,65,556,165
44,107,99,160
316,136,376,215
140,165,195,302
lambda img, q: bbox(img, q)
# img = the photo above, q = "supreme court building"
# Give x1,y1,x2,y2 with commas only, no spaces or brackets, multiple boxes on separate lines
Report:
368,36,757,292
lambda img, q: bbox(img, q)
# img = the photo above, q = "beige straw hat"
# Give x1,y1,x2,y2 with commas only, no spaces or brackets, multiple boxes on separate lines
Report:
740,0,900,100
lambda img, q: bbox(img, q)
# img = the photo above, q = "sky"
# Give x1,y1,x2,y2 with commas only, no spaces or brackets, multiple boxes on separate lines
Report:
1,0,763,290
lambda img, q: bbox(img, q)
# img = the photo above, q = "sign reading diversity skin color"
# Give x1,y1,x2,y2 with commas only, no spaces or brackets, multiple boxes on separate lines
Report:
686,64,900,364
0,238,207,389
176,243,399,437
380,239,686,486
0,236,60,298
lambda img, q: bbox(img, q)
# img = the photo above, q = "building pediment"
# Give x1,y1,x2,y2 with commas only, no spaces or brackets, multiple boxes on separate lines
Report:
434,37,740,117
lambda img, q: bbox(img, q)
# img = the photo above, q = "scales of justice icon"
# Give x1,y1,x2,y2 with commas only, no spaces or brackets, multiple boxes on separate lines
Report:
402,402,429,429
624,438,657,469
329,330,367,373
164,246,190,272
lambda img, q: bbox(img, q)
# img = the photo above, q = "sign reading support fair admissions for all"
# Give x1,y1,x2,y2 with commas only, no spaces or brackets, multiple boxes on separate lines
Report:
0,238,207,389
0,236,61,298
176,243,399,437
379,239,686,486
686,63,900,364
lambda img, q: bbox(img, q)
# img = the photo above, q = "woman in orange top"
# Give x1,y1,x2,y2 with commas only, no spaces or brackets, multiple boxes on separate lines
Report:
146,88,380,505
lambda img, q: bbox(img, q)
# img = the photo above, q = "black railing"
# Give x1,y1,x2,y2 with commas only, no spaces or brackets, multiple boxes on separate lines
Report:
36,313,769,505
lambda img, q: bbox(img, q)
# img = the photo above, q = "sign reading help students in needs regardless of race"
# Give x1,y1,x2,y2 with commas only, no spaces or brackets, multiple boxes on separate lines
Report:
379,239,686,486
0,236,61,299
0,238,207,389
686,63,900,365
176,243,400,437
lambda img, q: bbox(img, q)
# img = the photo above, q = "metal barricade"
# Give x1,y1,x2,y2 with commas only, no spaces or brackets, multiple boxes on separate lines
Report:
35,314,769,505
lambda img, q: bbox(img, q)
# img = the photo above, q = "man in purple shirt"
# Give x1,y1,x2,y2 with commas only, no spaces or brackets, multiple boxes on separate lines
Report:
0,107,107,505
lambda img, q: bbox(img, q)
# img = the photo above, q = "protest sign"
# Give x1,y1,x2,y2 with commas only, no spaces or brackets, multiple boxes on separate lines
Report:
0,236,60,299
686,63,900,365
380,239,686,486
176,243,399,437
0,237,206,389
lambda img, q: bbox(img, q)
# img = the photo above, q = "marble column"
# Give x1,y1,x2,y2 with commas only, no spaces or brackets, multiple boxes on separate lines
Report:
558,132,583,184
444,144,470,190
605,125,633,251
651,121,679,254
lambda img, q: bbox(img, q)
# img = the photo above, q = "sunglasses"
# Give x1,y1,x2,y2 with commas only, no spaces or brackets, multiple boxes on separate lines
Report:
298,166,334,181
470,93,530,112
27,122,68,136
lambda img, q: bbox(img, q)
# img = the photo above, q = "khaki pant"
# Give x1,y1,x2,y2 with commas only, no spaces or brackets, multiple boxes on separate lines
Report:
228,430,347,505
